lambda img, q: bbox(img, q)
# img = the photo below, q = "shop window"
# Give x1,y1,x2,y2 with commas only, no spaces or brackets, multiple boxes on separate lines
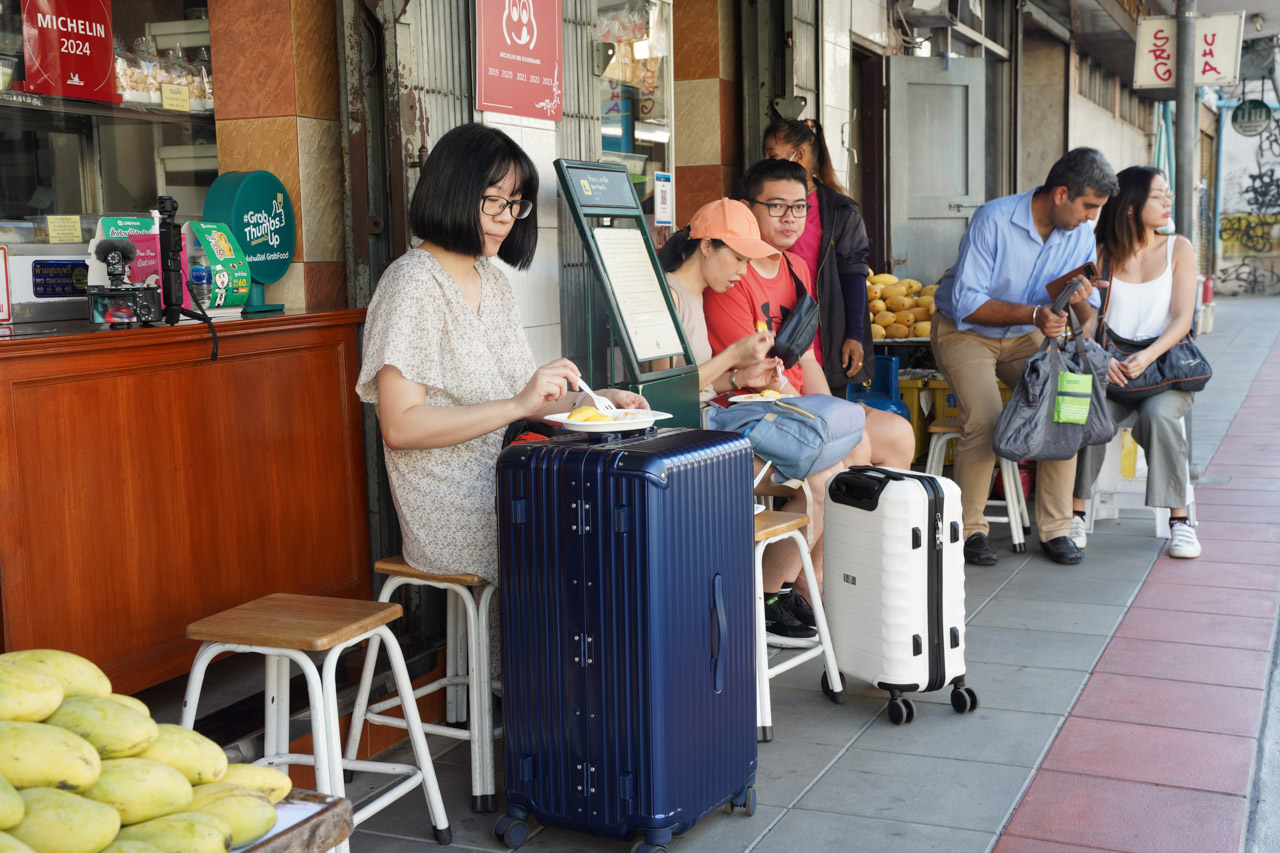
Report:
595,0,672,238
0,2,216,246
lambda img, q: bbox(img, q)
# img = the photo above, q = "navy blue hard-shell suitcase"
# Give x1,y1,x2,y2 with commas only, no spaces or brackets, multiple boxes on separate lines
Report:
494,427,759,853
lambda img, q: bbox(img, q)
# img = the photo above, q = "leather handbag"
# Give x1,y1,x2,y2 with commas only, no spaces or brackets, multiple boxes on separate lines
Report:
1097,258,1212,402
768,254,821,369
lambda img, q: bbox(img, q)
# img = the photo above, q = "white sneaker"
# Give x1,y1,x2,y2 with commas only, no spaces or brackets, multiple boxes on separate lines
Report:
1069,515,1088,549
1168,521,1201,559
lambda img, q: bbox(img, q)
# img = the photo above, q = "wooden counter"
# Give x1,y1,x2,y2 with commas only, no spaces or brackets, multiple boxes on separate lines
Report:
0,311,373,694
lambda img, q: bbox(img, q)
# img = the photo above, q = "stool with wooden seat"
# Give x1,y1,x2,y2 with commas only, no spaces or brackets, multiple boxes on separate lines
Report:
181,593,450,851
752,509,844,742
342,556,497,813
925,420,1030,553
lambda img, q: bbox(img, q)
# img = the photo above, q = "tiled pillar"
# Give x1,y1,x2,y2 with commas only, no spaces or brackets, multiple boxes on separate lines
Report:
672,0,740,224
209,0,347,311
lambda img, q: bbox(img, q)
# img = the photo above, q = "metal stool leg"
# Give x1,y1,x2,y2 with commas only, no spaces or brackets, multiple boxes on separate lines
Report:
342,577,408,770
180,642,221,730
473,583,497,812
1000,458,1027,553
787,530,843,699
753,538,773,742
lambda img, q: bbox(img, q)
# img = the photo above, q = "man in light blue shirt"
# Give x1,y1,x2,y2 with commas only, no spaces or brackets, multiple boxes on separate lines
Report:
931,148,1118,567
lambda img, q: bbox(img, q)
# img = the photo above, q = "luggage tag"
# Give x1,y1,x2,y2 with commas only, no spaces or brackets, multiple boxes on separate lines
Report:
1053,371,1093,424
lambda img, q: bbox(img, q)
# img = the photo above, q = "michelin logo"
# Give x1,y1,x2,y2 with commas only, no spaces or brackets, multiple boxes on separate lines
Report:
502,0,537,50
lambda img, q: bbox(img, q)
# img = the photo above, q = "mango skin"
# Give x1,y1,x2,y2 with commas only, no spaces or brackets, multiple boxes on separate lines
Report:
8,787,120,853
193,793,276,847
0,652,110,700
115,812,233,853
0,831,37,853
81,759,193,826
0,723,100,793
42,698,159,760
98,843,162,853
105,696,149,719
0,774,22,830
132,726,227,786
216,764,291,805
0,666,63,724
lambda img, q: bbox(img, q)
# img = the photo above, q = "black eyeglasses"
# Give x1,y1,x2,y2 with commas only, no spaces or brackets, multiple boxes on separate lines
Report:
749,199,810,218
481,195,534,219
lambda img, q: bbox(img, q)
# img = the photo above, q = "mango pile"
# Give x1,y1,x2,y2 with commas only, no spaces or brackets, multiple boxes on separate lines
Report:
0,649,292,853
866,273,937,340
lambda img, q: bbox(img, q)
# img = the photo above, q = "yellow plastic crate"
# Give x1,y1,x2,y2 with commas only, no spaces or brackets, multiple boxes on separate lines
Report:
897,377,931,462
926,378,1013,465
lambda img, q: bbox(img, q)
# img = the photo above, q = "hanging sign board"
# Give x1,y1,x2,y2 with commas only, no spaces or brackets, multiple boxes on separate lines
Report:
1134,13,1245,89
476,0,563,121
18,0,120,103
1231,100,1273,137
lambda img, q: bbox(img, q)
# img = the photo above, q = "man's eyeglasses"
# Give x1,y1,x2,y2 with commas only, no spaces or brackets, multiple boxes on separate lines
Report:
749,199,810,218
481,195,534,219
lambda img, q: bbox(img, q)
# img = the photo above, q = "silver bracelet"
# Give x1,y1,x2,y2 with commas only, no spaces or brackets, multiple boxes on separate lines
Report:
1031,305,1040,326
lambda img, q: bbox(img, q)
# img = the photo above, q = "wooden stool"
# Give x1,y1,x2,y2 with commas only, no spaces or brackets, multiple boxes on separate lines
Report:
753,510,844,742
343,556,497,813
181,594,451,851
925,420,1030,553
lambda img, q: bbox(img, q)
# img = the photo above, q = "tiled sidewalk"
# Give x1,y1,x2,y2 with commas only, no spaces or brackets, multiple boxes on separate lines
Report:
349,296,1280,853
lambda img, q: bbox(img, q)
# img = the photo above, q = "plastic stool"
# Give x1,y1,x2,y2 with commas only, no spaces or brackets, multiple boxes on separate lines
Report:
182,593,451,850
752,510,844,742
925,421,1030,552
1087,425,1196,538
344,556,497,813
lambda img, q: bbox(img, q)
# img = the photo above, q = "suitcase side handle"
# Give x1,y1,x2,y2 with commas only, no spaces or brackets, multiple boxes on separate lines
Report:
711,573,727,694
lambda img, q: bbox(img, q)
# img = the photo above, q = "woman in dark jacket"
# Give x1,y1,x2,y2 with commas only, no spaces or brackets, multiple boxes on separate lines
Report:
763,118,874,396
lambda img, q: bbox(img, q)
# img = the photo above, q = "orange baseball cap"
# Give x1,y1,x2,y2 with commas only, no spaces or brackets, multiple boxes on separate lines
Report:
688,199,780,260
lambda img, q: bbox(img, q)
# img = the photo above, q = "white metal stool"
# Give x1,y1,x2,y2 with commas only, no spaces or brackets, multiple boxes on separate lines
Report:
1087,425,1196,538
343,556,497,813
181,593,451,851
752,509,845,742
925,421,1030,553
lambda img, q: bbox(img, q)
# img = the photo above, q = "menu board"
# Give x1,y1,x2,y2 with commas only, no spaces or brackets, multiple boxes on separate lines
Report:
591,226,683,361
567,165,637,209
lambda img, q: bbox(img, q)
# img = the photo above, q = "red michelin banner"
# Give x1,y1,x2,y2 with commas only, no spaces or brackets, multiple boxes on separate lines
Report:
476,0,562,122
19,0,120,103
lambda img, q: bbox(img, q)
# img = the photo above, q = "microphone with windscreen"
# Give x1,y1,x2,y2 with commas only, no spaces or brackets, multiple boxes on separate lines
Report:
93,238,138,287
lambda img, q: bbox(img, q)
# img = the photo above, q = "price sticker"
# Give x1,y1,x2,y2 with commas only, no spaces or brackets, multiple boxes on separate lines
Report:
161,84,191,112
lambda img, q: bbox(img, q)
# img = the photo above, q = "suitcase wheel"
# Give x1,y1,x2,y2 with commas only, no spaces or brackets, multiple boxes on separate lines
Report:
494,816,529,849
723,786,758,819
887,697,916,725
630,842,668,853
820,670,846,705
951,686,980,714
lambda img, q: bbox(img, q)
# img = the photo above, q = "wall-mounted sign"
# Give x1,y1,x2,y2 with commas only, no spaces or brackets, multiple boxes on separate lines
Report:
476,0,563,121
1134,13,1245,89
203,171,296,284
1231,100,1273,137
18,0,120,103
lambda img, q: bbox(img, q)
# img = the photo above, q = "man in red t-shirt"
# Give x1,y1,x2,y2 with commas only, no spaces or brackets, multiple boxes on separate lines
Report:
704,163,827,397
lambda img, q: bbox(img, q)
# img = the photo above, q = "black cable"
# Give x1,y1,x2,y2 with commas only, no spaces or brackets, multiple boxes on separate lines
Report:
182,281,218,362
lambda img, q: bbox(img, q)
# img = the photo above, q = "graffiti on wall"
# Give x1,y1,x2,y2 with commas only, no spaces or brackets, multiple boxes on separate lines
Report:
1219,112,1280,295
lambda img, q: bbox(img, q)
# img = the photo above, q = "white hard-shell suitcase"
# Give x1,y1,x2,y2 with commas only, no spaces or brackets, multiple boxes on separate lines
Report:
821,466,978,724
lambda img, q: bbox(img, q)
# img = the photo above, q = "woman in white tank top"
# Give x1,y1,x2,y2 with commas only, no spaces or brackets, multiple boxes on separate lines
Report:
1072,166,1202,558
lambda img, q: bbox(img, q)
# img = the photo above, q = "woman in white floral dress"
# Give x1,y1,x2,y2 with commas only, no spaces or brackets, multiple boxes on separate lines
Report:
356,123,646,678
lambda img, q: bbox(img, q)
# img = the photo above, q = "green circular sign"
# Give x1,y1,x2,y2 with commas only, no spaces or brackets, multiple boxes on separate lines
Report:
203,170,296,284
1232,100,1273,138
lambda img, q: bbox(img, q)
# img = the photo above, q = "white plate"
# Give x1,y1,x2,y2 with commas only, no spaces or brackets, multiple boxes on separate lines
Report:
544,410,673,432
728,393,794,403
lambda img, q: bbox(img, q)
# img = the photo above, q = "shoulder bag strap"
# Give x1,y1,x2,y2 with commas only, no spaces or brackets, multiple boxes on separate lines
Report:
779,253,808,302
1097,254,1113,327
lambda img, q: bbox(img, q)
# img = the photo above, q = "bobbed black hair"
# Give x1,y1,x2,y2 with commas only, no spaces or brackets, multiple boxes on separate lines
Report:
408,123,539,270
740,158,809,203
657,228,728,273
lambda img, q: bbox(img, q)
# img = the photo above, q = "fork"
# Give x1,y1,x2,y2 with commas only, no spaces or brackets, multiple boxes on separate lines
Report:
574,377,618,413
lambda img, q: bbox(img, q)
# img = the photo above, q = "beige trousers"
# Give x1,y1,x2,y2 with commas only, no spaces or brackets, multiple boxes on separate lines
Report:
931,313,1076,541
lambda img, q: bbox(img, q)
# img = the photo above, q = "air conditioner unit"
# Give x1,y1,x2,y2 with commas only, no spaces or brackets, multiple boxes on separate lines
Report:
893,0,961,29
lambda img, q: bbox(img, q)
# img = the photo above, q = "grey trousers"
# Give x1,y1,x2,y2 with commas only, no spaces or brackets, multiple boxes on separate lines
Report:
1074,390,1195,509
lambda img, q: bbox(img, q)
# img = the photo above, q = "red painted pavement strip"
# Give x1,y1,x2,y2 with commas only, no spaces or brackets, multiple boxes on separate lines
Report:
1003,770,1247,853
1146,558,1280,590
1204,465,1280,480
1193,503,1280,523
1095,637,1271,690
1040,716,1256,796
995,836,1123,853
1114,606,1275,650
1191,487,1280,507
1192,521,1280,543
1131,581,1280,618
1071,673,1262,737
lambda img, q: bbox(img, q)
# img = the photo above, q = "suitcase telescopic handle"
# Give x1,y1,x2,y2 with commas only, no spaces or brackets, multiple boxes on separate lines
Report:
711,574,727,694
